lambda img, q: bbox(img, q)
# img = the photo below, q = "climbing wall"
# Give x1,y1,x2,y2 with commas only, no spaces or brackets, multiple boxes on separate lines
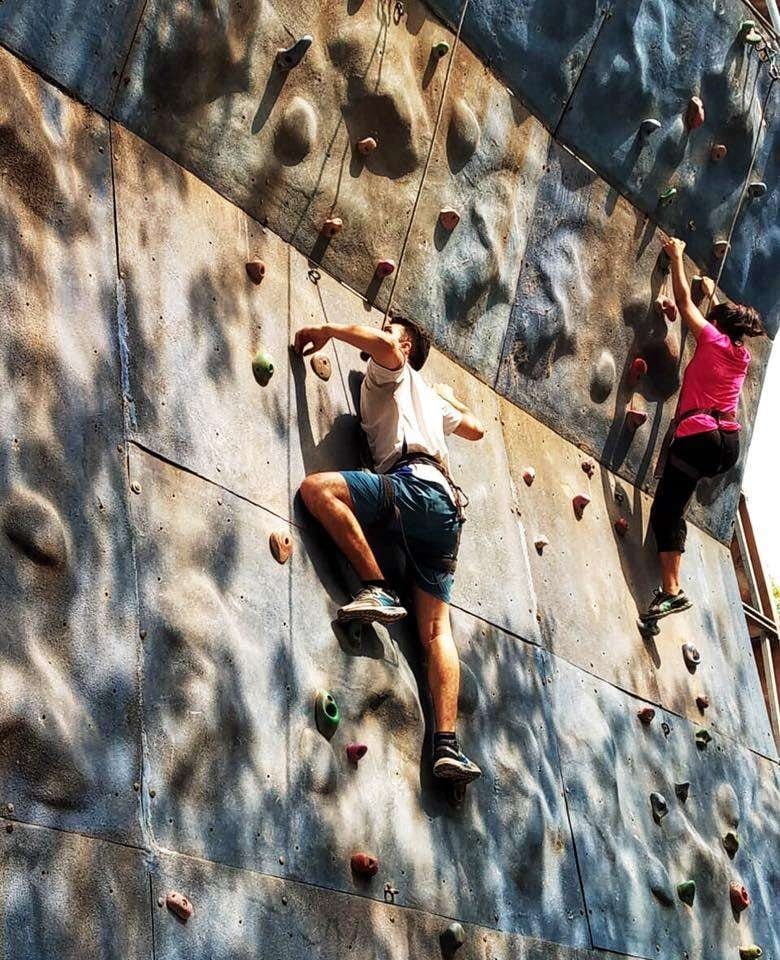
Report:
0,1,778,959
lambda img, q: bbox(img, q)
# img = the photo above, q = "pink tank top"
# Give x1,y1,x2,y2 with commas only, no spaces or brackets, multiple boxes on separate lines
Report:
675,322,750,438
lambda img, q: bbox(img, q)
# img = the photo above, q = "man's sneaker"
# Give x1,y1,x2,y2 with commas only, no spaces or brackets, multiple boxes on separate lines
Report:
640,587,692,622
337,586,407,625
433,742,482,783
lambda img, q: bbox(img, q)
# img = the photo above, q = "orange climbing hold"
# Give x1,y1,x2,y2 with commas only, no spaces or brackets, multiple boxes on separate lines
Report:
730,882,750,913
685,96,705,130
711,143,727,162
572,494,590,519
654,296,678,323
323,217,343,238
165,891,193,921
351,852,379,877
269,531,293,565
357,136,378,155
439,208,460,231
628,357,648,386
246,260,266,284
375,260,395,278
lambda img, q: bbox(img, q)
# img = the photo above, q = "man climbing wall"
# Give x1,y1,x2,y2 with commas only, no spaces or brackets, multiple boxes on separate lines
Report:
295,316,485,783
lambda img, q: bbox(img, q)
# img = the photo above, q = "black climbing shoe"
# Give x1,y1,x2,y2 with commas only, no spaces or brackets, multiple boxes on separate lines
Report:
433,742,482,783
337,586,407,625
641,587,692,622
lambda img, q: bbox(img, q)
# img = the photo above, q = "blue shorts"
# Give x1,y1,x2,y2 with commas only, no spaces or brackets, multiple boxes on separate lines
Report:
342,468,462,603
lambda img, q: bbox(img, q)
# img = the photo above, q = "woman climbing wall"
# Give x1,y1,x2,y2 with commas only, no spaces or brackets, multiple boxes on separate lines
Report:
641,236,766,624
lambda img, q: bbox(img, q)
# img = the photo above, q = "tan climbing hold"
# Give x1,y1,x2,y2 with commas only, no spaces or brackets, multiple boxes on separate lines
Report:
534,535,549,554
375,260,395,278
654,296,678,323
246,260,266,284
323,217,343,238
165,891,193,921
357,136,378,155
439,208,460,231
710,143,727,162
685,96,705,130
691,275,715,306
522,467,536,486
572,494,590,519
269,531,294,565
310,354,332,381
714,240,731,259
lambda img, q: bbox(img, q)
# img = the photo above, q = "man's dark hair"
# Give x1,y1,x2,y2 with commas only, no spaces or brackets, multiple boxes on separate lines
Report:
708,301,765,344
390,314,431,370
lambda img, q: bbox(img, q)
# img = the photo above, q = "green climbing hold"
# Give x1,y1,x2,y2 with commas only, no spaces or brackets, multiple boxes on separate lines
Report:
695,728,712,749
739,20,762,44
677,880,696,905
315,689,340,739
252,350,275,387
659,186,677,205
433,40,451,58
723,831,740,858
739,947,763,959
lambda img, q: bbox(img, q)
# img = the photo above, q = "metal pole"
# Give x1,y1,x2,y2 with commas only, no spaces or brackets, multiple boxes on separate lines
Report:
764,0,780,36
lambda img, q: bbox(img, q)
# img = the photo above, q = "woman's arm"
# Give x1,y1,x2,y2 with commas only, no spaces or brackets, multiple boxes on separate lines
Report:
294,323,404,369
662,237,709,340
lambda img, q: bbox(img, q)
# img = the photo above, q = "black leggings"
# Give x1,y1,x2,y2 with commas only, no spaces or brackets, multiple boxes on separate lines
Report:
650,429,739,553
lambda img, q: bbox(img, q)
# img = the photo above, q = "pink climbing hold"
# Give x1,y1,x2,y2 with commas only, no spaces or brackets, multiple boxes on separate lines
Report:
323,217,343,238
572,494,590,519
375,260,395,278
165,891,193,921
346,743,368,765
246,260,266,284
581,459,596,479
654,296,678,323
439,208,461,231
626,408,647,432
351,852,379,877
637,706,656,724
627,357,648,386
522,466,536,486
685,96,705,130
357,136,378,155
615,517,629,537
730,882,750,913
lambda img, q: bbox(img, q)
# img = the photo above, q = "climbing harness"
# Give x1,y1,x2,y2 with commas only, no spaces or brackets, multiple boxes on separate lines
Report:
654,408,737,479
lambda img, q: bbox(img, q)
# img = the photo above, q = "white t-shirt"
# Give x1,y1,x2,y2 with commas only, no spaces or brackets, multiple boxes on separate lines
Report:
360,359,462,496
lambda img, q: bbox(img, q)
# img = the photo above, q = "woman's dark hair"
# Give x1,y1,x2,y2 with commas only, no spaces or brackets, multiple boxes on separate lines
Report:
390,314,431,370
708,301,765,344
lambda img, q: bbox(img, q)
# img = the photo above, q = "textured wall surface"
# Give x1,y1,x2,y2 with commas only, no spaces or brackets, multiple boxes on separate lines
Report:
0,0,778,958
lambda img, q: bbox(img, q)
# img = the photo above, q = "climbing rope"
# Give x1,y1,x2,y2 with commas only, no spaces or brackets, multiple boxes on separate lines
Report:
382,0,471,326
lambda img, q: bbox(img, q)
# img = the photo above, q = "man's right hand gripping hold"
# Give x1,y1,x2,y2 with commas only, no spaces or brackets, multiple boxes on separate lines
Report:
295,316,485,783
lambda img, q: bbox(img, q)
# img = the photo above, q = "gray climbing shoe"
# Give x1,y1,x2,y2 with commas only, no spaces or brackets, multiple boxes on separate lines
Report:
337,586,407,625
641,587,692,622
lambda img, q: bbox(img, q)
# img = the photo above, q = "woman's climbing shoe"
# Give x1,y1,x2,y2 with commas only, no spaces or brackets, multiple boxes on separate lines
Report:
337,586,407,625
641,587,692,621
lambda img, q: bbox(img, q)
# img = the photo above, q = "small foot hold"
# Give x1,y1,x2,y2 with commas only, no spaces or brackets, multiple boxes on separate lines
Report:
432,40,450,58
658,186,677,205
276,35,313,71
685,96,705,130
747,181,767,199
357,136,378,155
375,259,395,278
713,239,731,259
654,295,678,323
710,143,727,162
627,357,648,386
322,217,343,238
640,118,661,138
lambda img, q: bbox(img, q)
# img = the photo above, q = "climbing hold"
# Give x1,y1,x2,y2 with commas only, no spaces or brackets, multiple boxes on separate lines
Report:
739,947,763,959
747,181,767,199
252,350,275,386
276,35,313,71
614,517,629,537
130,481,142,495
650,792,669,821
269,531,293,565
439,208,460,231
383,882,398,903
723,832,740,858
581,459,596,478
711,143,728,162
591,348,616,402
246,260,266,284
432,40,451,58
626,407,647,432
357,136,378,155
346,743,368,765
314,690,340,740
696,694,709,711
572,494,590,519
522,467,536,486
310,354,332,381
534,535,549,555
375,259,396,278
685,97,705,130
730,882,750,912
714,240,731,259
640,118,661,138
739,20,762,44
637,706,656,724
659,186,677,205
440,921,466,955
654,295,678,323
691,276,715,306
675,781,690,803
677,880,696,905
695,728,712,749
351,852,379,877
323,217,343,238
682,643,701,669
165,891,193,921
628,357,648,386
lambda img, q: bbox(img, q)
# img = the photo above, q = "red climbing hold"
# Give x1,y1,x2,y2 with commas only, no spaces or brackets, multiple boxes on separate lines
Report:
696,695,710,711
269,531,293,565
165,891,193,921
534,535,549,554
346,743,368,765
375,260,395,278
581,459,596,479
439,208,461,231
685,96,705,130
351,852,379,877
654,295,678,323
572,494,590,519
522,467,536,486
615,517,629,537
637,706,656,724
730,882,750,913
323,217,343,238
711,143,727,162
626,408,647,432
357,136,378,155
628,357,648,386
246,260,266,284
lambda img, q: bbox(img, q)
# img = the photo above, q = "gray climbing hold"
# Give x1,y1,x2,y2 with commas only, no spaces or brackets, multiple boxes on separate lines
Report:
440,921,466,955
275,97,318,165
723,831,739,858
276,35,313,71
714,240,731,259
448,99,480,168
739,947,763,959
675,781,690,803
747,181,767,199
650,792,669,821
682,643,701,669
591,348,616,403
640,118,661,138
695,728,712,749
